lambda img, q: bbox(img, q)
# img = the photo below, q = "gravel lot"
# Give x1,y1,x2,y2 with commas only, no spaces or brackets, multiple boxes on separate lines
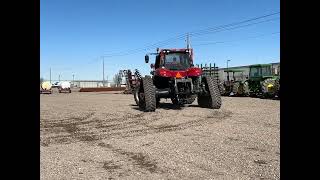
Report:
40,91,280,180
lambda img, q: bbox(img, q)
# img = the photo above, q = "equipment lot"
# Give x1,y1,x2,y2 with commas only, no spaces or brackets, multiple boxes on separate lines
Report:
40,91,279,179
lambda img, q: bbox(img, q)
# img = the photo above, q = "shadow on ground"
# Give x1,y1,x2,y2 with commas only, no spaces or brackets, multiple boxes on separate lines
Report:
131,102,183,111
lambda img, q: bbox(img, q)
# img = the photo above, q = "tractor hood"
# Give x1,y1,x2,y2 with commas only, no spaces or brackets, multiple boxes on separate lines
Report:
155,67,202,78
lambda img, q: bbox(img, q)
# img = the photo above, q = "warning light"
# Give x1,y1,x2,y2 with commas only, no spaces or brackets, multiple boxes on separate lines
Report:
176,72,182,78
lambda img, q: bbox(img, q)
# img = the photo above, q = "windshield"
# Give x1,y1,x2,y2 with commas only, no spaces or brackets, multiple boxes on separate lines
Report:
163,53,190,70
249,67,260,77
261,66,271,76
250,66,271,77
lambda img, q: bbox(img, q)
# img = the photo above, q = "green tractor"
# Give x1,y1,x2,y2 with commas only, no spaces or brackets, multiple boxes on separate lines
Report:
220,69,249,96
247,64,279,98
274,65,280,98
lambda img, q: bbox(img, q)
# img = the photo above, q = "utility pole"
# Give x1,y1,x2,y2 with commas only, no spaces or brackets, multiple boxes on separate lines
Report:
50,68,51,84
72,74,75,84
226,60,231,82
59,74,61,82
102,56,105,87
186,33,191,49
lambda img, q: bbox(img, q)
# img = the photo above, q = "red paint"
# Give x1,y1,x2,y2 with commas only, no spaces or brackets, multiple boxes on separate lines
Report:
155,68,201,78
186,67,202,76
155,68,173,77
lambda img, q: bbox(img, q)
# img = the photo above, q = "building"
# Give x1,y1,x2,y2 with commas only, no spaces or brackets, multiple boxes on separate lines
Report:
48,80,112,88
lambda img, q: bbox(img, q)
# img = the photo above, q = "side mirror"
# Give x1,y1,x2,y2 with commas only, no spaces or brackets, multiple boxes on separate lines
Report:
145,55,149,63
150,63,155,69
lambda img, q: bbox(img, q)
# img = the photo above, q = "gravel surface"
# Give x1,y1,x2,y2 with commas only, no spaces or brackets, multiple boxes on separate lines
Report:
40,91,280,180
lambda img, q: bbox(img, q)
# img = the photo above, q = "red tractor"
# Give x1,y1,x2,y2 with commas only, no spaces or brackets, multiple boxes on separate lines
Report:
136,48,221,111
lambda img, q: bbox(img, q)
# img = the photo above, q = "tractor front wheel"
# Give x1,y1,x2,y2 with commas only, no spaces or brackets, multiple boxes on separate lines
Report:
262,78,276,98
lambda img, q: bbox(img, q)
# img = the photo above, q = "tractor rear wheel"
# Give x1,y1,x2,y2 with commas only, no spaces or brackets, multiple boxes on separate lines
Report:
218,82,226,96
138,76,156,112
242,81,250,96
232,82,240,96
197,76,222,109
233,81,249,96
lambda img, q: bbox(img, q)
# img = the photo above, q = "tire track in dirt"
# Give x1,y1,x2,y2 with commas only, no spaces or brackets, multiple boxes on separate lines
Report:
97,142,164,175
40,109,232,146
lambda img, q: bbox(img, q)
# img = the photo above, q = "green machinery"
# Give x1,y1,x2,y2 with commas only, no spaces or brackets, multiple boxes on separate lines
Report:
221,69,249,96
247,64,279,98
274,65,280,98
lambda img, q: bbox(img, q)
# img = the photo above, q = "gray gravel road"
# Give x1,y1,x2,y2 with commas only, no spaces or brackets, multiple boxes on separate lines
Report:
40,91,280,180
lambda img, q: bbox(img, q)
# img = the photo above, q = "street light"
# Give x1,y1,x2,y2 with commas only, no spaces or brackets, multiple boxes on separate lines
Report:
227,59,231,69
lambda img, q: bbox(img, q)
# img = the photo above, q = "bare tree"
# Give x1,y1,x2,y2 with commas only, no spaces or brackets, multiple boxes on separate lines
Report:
113,73,121,87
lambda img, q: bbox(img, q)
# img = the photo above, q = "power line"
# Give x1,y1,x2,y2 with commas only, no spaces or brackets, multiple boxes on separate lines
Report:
99,17,279,58
192,31,280,47
188,12,279,36
189,17,279,38
99,12,279,57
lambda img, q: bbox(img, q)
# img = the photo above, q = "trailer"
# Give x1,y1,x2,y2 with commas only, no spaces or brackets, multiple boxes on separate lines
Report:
40,81,52,94
58,81,71,93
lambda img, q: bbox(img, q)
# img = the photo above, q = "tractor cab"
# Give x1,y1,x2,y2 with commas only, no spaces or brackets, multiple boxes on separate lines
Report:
249,64,273,80
224,69,246,83
158,50,192,70
222,69,247,96
146,48,194,71
145,48,202,81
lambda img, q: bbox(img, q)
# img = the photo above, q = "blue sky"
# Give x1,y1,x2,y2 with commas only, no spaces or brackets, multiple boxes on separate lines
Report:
40,0,280,81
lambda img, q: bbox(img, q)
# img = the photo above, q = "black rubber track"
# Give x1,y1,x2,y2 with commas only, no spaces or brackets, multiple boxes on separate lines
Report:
141,76,156,112
197,76,222,109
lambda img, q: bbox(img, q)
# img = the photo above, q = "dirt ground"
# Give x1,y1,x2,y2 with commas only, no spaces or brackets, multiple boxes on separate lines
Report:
40,90,280,180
